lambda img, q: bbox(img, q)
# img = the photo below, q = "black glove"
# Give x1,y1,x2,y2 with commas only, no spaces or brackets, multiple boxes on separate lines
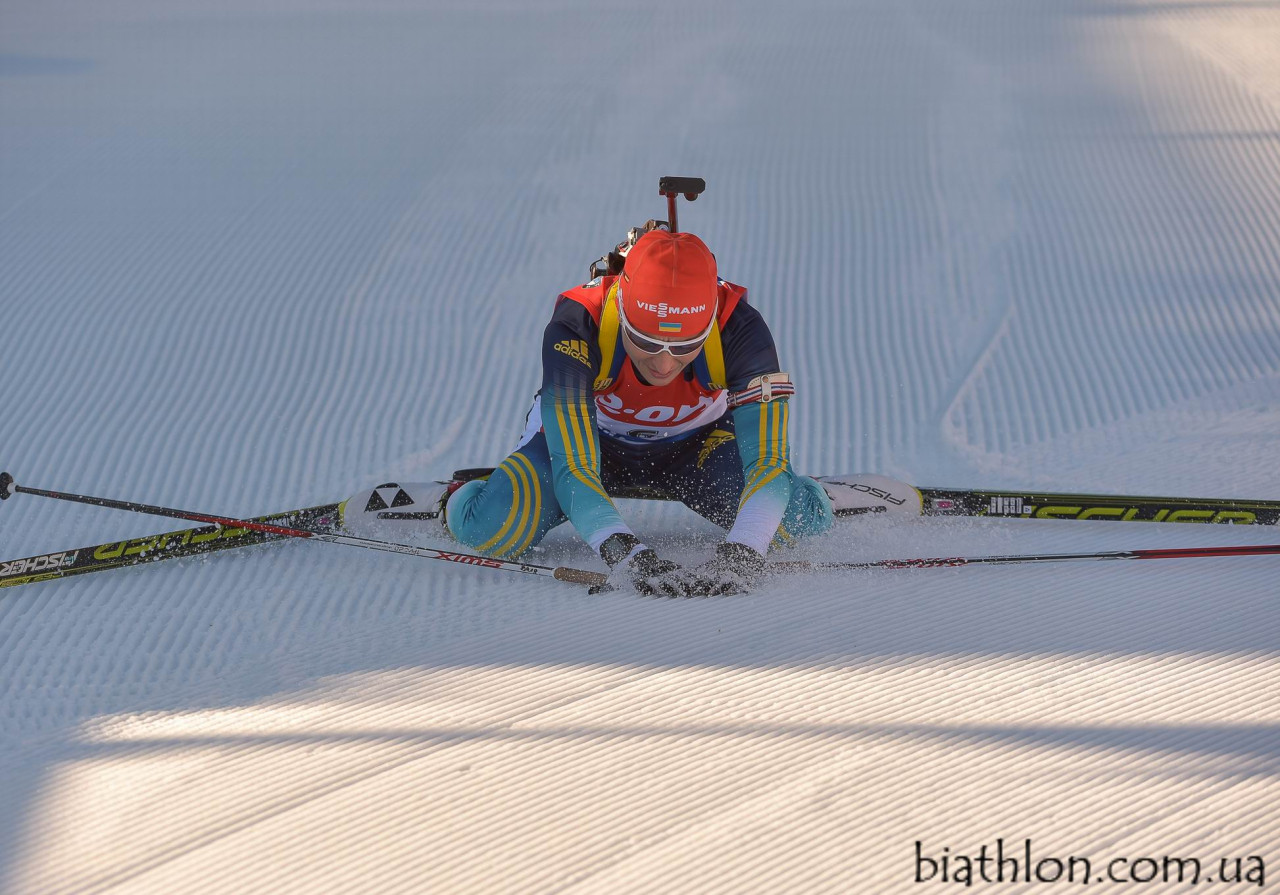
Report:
644,541,767,597
590,533,681,594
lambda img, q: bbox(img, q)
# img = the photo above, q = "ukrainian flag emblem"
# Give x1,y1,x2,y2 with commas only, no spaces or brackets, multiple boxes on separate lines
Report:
658,321,681,333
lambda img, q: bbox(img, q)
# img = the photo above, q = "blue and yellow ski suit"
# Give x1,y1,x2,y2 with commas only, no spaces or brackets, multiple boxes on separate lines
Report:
446,275,833,558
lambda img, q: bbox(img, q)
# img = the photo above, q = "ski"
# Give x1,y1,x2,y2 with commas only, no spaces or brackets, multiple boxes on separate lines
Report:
455,468,1280,526
0,502,342,590
1,478,609,590
915,487,1280,525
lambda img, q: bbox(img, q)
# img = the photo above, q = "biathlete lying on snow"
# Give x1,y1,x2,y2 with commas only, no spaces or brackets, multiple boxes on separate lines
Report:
344,227,841,596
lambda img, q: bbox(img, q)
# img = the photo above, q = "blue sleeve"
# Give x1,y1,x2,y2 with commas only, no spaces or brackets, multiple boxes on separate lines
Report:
540,298,634,552
720,298,782,391
724,398,794,555
714,294,794,553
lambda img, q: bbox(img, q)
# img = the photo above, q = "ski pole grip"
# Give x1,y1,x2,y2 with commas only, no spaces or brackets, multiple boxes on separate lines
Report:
0,472,14,499
554,566,610,588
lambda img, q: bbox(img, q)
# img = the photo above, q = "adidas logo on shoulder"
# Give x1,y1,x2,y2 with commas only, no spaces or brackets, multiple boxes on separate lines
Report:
554,339,592,366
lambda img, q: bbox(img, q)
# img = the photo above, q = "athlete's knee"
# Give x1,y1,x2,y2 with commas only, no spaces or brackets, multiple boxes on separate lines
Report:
441,479,489,545
445,455,558,558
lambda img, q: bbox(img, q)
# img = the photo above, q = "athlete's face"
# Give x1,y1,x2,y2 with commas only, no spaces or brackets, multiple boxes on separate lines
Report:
621,329,700,386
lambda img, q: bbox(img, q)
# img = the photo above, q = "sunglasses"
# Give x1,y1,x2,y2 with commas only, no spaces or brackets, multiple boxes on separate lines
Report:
616,289,716,359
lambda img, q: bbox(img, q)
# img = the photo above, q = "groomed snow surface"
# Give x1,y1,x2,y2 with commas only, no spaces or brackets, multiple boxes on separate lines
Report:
3,0,1279,891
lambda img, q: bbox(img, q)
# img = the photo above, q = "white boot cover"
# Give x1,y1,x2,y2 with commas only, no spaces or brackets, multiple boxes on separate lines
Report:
814,474,922,519
339,482,449,539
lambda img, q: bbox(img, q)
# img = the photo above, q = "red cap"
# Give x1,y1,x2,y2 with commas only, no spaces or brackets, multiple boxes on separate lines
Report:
619,230,718,337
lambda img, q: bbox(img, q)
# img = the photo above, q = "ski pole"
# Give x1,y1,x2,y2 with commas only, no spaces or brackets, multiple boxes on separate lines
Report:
0,473,608,588
772,541,1280,574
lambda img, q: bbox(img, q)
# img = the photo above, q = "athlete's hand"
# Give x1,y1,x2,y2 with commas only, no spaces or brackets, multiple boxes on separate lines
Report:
592,534,681,594
645,541,767,597
626,548,682,594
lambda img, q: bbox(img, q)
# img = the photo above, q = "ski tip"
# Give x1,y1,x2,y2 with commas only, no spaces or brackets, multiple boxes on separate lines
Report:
0,472,13,500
